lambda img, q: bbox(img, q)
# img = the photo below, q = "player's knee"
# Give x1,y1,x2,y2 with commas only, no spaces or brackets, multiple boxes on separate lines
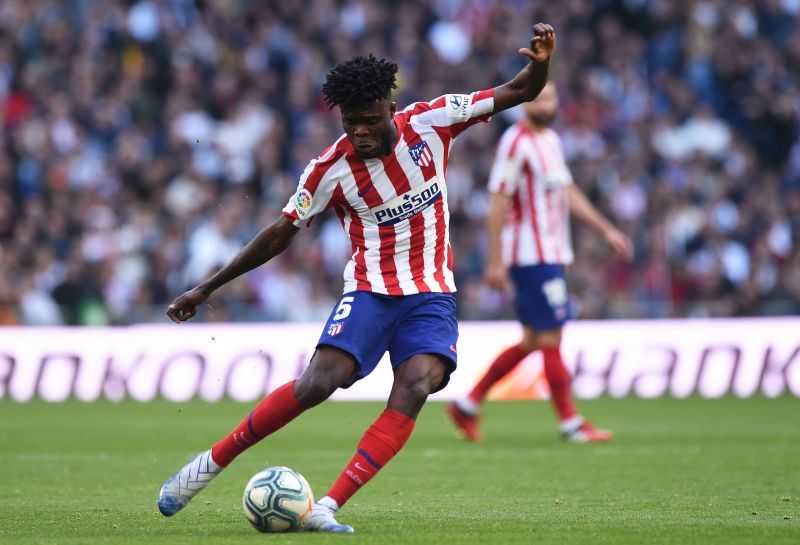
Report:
294,364,343,406
294,375,337,407
520,329,538,353
536,329,563,348
399,377,433,404
520,337,538,353
397,366,443,403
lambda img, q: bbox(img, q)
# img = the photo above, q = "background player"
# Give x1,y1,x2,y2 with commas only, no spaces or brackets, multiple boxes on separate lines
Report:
448,82,633,443
156,24,557,532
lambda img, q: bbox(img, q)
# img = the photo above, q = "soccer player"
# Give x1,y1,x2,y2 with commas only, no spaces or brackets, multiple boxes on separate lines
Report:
447,82,633,443
156,24,557,532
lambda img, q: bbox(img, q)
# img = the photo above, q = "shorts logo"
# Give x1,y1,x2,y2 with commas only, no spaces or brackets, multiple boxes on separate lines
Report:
445,94,472,119
327,322,344,336
370,176,442,226
408,141,433,168
295,188,313,218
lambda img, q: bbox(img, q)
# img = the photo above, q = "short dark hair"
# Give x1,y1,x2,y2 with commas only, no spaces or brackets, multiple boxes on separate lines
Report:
321,54,398,110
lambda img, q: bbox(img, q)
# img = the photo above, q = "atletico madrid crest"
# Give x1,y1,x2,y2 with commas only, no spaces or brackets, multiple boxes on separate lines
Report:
327,322,344,336
408,141,433,168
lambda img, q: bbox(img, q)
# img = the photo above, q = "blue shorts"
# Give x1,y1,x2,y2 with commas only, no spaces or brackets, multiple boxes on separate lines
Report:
317,291,458,392
510,264,571,331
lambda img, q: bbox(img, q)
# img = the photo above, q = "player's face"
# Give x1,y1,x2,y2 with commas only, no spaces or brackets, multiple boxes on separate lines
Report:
341,98,397,159
524,82,558,127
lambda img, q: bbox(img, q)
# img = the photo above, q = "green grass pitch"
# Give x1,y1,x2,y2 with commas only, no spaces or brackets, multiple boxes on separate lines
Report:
1,397,798,544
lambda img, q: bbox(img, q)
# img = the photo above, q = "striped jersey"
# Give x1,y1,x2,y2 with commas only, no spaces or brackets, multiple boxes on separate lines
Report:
283,89,494,295
488,123,574,266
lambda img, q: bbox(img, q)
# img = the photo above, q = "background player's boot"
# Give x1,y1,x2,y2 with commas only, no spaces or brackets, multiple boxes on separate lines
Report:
157,449,221,516
446,402,483,442
305,498,354,533
561,419,613,443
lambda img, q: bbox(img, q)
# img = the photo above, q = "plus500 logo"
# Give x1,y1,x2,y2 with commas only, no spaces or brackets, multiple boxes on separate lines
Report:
371,178,442,226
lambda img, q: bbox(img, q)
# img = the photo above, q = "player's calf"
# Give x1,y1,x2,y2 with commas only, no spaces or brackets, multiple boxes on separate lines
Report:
294,346,356,407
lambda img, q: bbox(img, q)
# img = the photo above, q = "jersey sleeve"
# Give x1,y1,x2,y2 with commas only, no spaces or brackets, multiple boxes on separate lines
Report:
487,128,523,196
282,147,343,228
402,89,494,138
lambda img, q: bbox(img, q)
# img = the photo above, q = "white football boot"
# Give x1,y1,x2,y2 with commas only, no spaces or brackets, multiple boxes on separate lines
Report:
157,449,221,516
305,497,354,533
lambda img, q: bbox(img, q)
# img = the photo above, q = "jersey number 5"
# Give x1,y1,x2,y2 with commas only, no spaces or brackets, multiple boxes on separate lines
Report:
333,296,355,320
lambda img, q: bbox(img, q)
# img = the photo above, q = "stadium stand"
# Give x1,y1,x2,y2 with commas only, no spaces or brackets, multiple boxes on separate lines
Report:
1,0,798,325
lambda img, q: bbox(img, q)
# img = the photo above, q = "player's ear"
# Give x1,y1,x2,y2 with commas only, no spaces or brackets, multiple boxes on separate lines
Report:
390,101,396,116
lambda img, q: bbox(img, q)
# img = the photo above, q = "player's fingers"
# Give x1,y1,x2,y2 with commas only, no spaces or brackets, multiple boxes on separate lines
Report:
518,48,537,61
166,306,181,323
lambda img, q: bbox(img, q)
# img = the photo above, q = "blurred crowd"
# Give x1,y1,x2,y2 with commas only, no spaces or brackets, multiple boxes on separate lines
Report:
1,0,799,325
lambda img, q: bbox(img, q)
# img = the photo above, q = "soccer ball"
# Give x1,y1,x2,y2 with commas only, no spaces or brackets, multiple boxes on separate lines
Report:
242,466,314,532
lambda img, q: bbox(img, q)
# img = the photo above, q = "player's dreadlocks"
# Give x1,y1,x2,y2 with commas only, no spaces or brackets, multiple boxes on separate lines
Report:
322,54,398,110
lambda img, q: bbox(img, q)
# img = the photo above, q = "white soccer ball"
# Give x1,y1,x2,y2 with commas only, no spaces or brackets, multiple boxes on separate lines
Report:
242,466,314,532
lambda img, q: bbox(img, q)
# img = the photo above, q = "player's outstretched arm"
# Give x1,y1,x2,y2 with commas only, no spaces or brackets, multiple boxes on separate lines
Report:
566,185,634,262
166,216,299,323
492,23,556,114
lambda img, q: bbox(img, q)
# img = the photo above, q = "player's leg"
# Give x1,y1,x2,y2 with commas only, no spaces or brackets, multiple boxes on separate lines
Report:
467,326,538,405
447,326,537,441
448,265,542,440
309,293,456,532
320,354,446,509
536,327,612,443
157,346,356,516
157,290,390,518
211,346,357,466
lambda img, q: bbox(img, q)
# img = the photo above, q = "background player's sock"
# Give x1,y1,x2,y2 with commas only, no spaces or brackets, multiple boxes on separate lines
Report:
326,409,414,507
465,343,529,408
211,380,306,467
541,346,578,420
558,415,585,435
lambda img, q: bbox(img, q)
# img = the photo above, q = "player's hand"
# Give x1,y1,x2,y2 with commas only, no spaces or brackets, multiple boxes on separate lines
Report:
604,228,634,262
166,287,208,323
519,23,556,63
485,261,510,293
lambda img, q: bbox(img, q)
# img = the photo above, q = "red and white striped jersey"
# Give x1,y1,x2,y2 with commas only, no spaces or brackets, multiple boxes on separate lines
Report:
488,123,574,266
283,89,494,295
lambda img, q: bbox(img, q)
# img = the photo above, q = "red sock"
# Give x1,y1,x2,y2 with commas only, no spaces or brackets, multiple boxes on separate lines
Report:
326,409,414,507
467,344,528,404
211,381,306,467
541,346,578,420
